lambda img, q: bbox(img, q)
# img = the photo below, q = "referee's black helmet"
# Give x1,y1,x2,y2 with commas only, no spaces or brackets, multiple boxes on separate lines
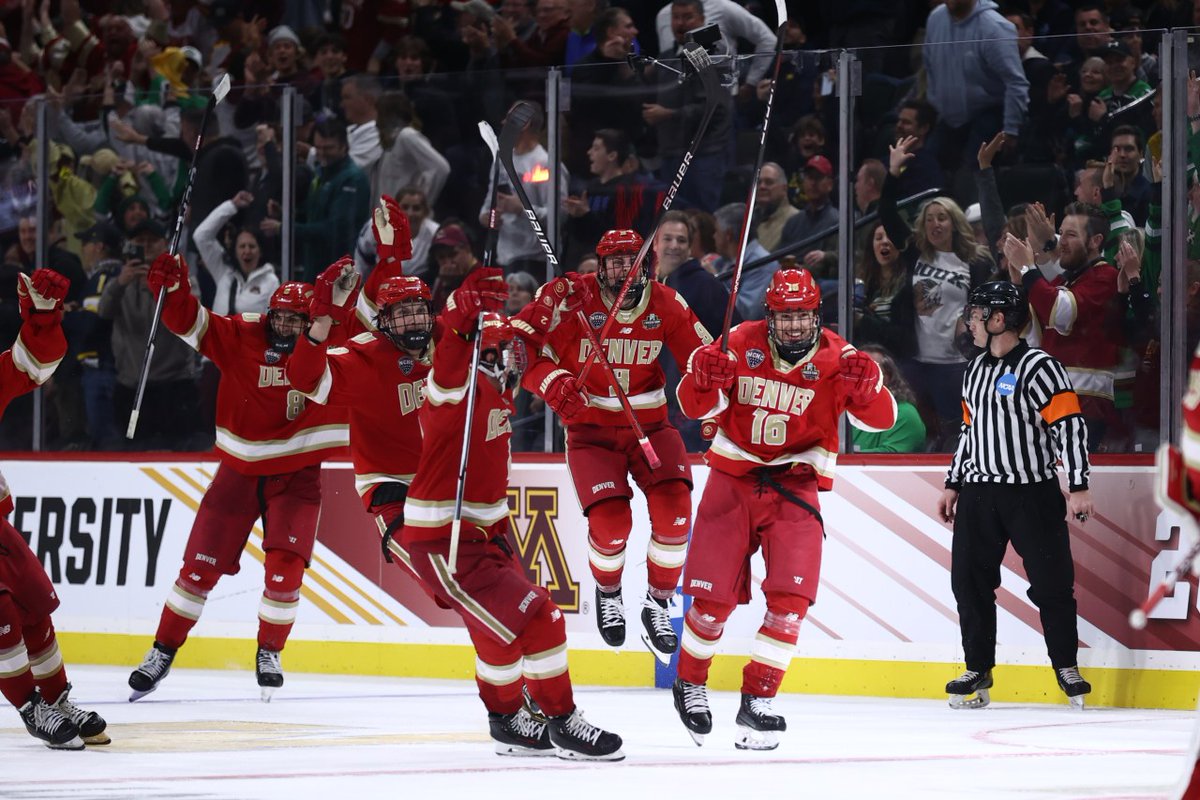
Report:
967,281,1028,331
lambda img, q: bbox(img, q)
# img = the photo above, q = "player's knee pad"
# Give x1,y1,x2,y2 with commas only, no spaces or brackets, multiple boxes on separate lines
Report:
0,593,23,648
646,479,691,545
176,560,221,596
686,597,736,639
263,549,305,601
522,600,567,653
587,497,632,552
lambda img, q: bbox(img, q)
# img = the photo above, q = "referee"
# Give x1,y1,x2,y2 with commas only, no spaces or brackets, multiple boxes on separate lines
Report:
936,280,1095,710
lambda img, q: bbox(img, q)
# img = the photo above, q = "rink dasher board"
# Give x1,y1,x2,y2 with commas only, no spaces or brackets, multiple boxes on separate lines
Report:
4,455,1199,709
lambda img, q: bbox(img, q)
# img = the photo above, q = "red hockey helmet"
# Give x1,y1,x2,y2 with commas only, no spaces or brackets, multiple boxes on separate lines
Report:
764,269,820,312
478,312,525,390
266,281,313,353
764,269,821,362
376,276,433,351
269,281,314,314
596,229,643,257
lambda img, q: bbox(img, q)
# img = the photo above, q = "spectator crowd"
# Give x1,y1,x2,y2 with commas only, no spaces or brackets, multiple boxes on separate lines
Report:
2,0,1198,454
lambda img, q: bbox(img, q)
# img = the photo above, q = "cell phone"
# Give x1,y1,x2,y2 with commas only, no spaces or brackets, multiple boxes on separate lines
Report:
686,23,721,53
820,73,834,97
123,241,145,262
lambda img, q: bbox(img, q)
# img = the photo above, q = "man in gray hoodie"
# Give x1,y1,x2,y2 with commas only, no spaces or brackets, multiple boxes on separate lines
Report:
923,0,1029,172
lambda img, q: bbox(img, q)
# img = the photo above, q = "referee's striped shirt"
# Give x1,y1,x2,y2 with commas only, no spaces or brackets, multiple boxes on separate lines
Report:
946,340,1090,492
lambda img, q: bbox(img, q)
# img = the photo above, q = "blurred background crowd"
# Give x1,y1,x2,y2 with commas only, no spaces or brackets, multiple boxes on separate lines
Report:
3,0,1199,455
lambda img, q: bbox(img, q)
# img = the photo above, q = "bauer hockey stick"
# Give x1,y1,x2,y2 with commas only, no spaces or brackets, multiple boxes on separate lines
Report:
498,102,661,469
127,73,232,439
449,311,487,574
720,0,788,351
577,42,723,384
478,120,502,269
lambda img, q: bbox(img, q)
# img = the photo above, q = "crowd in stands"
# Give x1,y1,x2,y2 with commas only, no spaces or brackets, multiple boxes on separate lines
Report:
1,0,1197,454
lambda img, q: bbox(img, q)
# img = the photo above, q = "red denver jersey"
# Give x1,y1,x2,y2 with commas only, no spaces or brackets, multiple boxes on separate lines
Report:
402,330,514,543
0,321,66,515
288,330,430,509
523,273,712,427
162,291,348,476
678,322,897,490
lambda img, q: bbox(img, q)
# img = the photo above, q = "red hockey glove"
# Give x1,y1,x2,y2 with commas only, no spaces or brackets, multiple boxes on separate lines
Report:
543,371,588,424
523,272,591,335
689,344,736,391
311,256,360,323
17,268,68,326
840,350,882,403
146,253,189,297
372,194,413,272
442,267,506,335
560,272,590,313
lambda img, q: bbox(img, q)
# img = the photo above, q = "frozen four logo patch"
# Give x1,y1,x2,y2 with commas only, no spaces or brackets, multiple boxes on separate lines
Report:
588,312,607,329
801,362,820,381
643,313,662,330
746,348,765,368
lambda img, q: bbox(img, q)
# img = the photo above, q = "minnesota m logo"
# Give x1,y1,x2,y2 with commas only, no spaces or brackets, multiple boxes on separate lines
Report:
506,488,580,611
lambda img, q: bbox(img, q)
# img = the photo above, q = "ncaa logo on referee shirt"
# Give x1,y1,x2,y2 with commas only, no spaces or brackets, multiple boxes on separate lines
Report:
995,373,1018,397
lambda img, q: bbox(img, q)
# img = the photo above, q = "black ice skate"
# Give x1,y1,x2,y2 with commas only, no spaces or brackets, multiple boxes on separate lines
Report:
128,641,176,701
547,708,625,761
946,669,993,709
672,678,712,746
595,586,625,647
640,592,678,665
735,693,786,751
53,682,109,745
19,690,83,750
1055,666,1091,710
489,707,554,756
256,647,284,702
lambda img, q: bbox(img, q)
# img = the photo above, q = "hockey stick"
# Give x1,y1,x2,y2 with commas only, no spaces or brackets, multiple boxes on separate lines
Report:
498,102,661,469
449,311,487,575
478,121,502,269
1129,537,1200,629
577,42,723,384
127,73,232,439
720,0,788,352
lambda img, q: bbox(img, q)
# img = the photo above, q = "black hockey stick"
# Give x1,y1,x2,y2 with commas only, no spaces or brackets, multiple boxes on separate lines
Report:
498,102,661,469
127,73,231,439
720,0,788,352
578,41,722,384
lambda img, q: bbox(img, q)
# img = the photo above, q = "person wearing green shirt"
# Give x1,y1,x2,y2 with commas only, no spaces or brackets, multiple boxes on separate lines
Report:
852,345,927,453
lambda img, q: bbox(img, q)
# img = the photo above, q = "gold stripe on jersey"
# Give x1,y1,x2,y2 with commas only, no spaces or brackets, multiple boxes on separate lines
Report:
426,373,468,405
11,333,61,384
403,497,510,527
523,643,569,679
355,472,415,497
750,631,797,670
710,429,836,479
374,515,415,571
0,642,30,678
215,423,349,462
180,304,211,350
585,387,666,411
1066,366,1114,400
430,553,517,644
476,657,522,686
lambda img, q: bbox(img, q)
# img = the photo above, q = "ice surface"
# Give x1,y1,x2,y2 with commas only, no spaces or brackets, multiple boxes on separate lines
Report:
0,665,1191,800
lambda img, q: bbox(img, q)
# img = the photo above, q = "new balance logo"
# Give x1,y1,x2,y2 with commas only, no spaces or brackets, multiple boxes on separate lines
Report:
271,574,284,583
189,573,201,582
620,327,633,334
550,609,562,622
0,624,9,635
673,517,687,526
689,579,713,591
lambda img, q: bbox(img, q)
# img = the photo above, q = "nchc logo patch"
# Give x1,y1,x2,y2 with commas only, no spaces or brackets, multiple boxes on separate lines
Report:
746,348,765,369
588,312,607,329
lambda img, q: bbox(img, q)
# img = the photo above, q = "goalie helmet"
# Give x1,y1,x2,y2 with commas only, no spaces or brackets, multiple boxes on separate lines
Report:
376,276,433,351
478,312,525,391
764,269,821,362
266,281,313,353
595,229,648,308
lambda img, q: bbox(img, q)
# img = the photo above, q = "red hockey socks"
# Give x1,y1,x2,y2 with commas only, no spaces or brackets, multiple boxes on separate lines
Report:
644,480,691,598
678,597,735,686
586,498,632,592
742,594,810,698
0,593,34,708
155,561,221,649
471,630,525,716
23,616,66,704
518,601,573,717
258,549,305,651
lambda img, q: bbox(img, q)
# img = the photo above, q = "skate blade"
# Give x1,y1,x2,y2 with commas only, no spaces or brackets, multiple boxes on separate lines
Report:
493,742,556,757
640,632,676,665
44,735,85,751
554,745,626,761
260,686,277,703
687,729,706,747
734,726,779,751
948,689,990,709
128,686,157,703
83,732,111,746
1066,695,1086,710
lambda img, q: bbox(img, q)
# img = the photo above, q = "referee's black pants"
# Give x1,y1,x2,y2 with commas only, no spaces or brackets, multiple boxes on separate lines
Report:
951,480,1080,673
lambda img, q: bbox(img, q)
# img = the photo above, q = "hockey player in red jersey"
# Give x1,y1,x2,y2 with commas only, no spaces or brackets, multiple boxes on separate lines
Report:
128,255,349,702
522,228,712,663
399,268,624,760
674,268,897,750
288,260,432,570
0,269,108,749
